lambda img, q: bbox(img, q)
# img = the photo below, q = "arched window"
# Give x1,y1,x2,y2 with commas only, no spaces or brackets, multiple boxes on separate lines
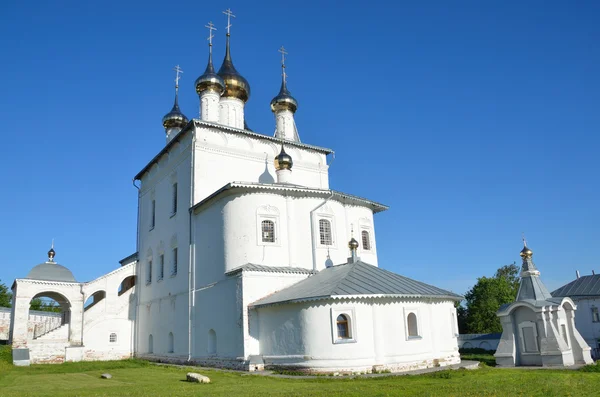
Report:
261,220,275,243
361,230,371,250
109,333,117,343
336,314,350,339
208,329,217,355
407,312,419,337
319,219,332,245
148,334,154,353
168,332,174,353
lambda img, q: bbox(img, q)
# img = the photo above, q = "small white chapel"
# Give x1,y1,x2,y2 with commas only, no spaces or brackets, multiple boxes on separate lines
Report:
8,10,462,372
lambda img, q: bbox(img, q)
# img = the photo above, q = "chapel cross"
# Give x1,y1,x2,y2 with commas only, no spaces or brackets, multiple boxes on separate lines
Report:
205,21,216,46
278,46,288,83
223,8,235,35
173,65,183,88
522,232,527,247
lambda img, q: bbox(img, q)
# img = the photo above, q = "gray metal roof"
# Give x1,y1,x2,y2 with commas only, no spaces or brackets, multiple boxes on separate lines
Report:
552,274,600,298
226,263,315,276
25,262,77,283
251,260,462,308
517,274,553,302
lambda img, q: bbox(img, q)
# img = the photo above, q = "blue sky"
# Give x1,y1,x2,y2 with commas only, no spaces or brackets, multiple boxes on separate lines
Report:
1,0,598,295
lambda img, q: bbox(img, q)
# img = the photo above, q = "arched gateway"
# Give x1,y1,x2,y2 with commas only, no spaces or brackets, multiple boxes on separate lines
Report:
9,247,136,365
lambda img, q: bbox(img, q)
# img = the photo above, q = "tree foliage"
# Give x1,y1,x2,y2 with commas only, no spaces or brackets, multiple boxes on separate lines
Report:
0,280,11,308
29,298,61,313
462,264,520,334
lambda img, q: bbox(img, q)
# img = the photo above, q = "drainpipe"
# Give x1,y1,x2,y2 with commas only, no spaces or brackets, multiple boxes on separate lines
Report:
188,126,197,362
133,178,141,358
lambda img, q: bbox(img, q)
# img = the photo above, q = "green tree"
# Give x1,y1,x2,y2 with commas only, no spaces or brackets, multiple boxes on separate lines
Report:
29,298,61,313
463,263,520,334
0,280,11,308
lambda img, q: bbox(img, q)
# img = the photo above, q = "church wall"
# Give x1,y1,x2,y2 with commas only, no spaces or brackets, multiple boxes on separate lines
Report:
192,276,243,359
193,125,329,203
137,134,193,358
197,192,379,275
257,298,459,372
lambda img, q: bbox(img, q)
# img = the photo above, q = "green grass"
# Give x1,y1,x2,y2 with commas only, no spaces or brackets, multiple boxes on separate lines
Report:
0,346,598,397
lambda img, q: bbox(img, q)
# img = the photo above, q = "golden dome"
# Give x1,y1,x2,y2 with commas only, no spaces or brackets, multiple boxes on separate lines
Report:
274,145,293,171
217,35,250,103
195,50,225,95
162,94,189,130
270,79,298,113
348,238,359,250
520,245,533,258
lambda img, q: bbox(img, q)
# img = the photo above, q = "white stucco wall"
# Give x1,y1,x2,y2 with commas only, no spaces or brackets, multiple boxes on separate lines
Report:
255,298,460,372
193,192,378,278
193,124,330,202
571,297,600,352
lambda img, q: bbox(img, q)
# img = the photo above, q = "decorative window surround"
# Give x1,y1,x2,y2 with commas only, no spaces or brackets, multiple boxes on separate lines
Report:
330,307,357,344
318,216,336,248
256,205,280,246
404,308,421,340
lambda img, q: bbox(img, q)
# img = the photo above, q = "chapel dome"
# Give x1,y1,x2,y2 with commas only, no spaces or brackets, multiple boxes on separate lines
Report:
217,35,250,103
162,97,189,130
26,262,76,283
270,79,298,113
274,145,293,170
195,52,225,95
520,245,533,258
348,237,360,250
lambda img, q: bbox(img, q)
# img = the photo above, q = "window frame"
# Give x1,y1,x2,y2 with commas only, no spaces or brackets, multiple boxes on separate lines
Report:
592,307,600,323
318,217,335,248
330,307,357,344
404,308,422,340
171,247,178,277
171,183,178,216
150,199,156,230
158,254,164,281
261,219,276,243
361,230,371,250
256,214,280,246
109,332,117,343
146,259,153,285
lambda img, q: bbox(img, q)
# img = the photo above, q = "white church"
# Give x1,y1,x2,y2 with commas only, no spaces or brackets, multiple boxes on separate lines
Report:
8,11,463,372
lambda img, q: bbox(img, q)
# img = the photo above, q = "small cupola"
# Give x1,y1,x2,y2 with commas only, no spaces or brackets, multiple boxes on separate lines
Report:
162,65,189,142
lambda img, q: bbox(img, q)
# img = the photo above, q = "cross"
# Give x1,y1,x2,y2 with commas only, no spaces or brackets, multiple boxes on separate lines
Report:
278,46,288,83
173,65,183,88
522,232,527,247
205,21,216,46
223,8,235,35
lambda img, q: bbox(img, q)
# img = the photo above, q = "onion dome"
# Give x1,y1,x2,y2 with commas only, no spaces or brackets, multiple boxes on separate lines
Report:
217,34,250,102
274,144,293,170
270,75,298,113
520,245,533,259
162,93,189,130
348,238,360,250
195,47,225,95
48,247,56,262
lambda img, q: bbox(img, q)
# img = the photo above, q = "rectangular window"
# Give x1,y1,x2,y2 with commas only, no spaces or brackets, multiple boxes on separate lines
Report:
171,183,178,215
109,333,117,343
261,220,275,242
147,260,152,284
158,254,164,280
361,230,371,250
592,307,600,323
150,200,156,229
172,248,178,276
319,219,332,245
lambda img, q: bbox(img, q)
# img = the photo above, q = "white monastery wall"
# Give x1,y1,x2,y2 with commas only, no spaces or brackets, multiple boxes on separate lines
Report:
257,298,459,372
193,125,329,202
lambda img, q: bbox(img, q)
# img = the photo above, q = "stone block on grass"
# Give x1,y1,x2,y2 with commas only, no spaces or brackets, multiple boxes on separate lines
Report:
186,372,210,384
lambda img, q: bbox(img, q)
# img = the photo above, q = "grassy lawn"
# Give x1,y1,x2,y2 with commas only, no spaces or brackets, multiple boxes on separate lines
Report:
0,346,598,397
